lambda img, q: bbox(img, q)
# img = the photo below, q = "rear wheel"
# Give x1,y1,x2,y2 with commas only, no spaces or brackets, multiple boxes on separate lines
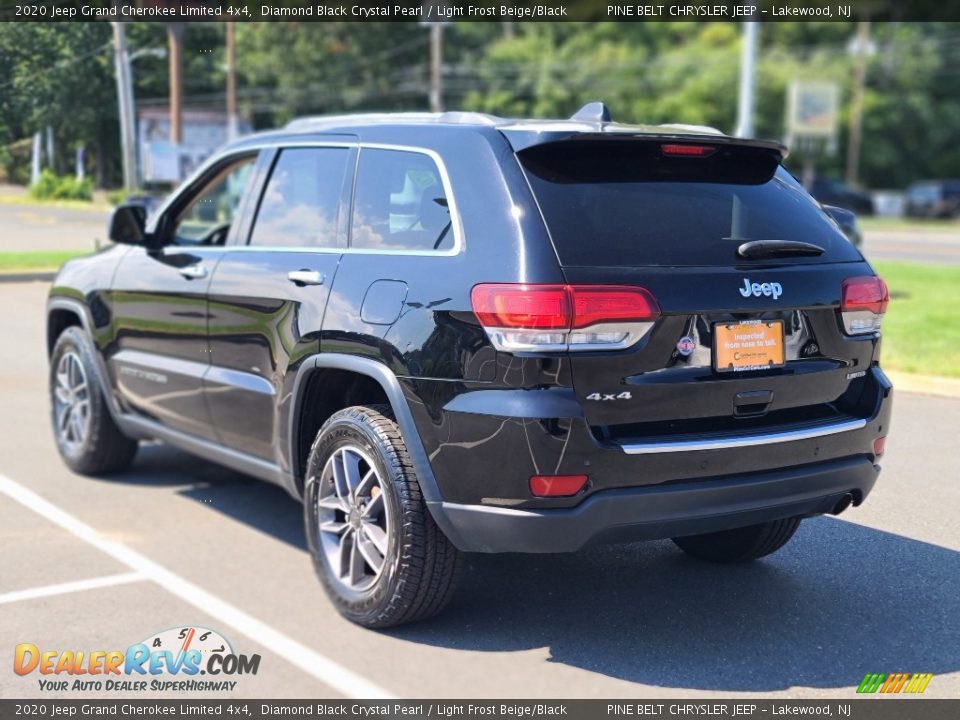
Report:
49,326,138,475
672,517,801,563
304,405,461,628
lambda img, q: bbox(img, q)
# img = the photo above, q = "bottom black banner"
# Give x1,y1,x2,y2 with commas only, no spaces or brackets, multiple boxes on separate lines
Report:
1,700,957,720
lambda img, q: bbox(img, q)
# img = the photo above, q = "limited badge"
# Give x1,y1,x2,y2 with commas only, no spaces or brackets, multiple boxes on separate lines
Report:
676,336,696,356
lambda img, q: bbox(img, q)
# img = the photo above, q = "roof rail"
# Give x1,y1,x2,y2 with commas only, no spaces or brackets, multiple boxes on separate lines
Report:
284,111,502,131
285,112,440,131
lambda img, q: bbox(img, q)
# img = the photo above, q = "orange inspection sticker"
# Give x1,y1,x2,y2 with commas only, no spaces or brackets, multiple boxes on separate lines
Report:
714,320,785,372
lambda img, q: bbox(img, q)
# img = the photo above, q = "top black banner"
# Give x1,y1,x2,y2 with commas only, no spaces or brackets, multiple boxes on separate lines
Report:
2,0,960,23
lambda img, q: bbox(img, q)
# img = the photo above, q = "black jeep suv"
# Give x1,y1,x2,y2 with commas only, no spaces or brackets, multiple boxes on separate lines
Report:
47,104,892,628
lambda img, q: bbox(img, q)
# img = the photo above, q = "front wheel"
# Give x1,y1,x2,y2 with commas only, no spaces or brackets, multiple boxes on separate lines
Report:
304,405,461,628
49,326,138,475
672,517,801,563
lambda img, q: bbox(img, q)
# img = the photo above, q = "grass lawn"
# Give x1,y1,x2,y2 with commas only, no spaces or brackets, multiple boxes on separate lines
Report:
873,261,960,378
0,250,87,272
0,191,112,212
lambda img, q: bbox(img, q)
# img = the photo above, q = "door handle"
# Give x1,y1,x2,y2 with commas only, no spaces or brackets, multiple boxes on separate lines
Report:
179,264,208,280
287,270,325,286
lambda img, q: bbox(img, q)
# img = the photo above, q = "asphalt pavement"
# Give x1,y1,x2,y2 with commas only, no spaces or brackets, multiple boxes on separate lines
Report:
0,202,109,253
1,280,959,700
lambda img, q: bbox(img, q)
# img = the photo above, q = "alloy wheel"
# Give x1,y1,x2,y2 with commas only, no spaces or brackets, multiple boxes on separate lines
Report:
53,351,91,452
315,445,392,592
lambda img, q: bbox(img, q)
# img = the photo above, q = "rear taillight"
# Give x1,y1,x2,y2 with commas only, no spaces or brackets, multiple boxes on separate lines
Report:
471,284,660,352
840,276,889,335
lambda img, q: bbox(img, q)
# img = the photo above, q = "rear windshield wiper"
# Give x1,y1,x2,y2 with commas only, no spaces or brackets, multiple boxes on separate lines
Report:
736,240,825,259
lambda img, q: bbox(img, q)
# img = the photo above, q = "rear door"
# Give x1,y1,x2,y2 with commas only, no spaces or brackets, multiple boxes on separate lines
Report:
205,143,355,462
516,138,879,437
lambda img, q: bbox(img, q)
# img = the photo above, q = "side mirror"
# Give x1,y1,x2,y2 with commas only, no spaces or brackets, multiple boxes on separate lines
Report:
108,204,148,245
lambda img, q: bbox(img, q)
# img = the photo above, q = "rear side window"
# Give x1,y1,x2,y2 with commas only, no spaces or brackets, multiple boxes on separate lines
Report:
351,148,453,252
519,140,862,267
249,147,351,248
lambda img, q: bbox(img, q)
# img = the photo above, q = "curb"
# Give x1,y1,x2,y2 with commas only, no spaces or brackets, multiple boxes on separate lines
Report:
886,370,960,400
0,271,57,283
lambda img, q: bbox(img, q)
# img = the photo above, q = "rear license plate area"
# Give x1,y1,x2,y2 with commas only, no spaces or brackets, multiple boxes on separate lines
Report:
714,320,785,373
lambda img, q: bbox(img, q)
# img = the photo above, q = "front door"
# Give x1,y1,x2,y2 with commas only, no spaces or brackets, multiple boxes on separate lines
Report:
106,154,259,441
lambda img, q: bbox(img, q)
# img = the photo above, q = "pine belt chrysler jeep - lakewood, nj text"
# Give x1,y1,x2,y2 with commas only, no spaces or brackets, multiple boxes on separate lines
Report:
48,103,892,627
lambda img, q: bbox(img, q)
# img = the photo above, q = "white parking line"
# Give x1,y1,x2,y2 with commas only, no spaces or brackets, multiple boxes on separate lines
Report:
0,571,146,605
0,473,394,699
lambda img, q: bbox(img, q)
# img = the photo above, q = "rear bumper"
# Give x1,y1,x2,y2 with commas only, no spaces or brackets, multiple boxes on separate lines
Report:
430,456,879,553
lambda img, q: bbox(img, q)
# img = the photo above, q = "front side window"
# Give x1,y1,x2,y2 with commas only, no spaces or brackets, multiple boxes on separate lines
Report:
249,147,352,248
173,156,256,246
351,149,453,252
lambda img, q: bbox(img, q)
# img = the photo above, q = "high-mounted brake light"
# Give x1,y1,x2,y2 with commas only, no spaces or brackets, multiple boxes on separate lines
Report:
839,276,889,335
471,284,660,352
660,143,717,157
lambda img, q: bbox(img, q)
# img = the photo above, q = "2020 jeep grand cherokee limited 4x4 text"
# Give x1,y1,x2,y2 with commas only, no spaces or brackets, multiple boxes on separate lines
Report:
47,104,892,628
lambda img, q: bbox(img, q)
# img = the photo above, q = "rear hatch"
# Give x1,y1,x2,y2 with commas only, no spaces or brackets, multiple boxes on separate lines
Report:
515,137,883,441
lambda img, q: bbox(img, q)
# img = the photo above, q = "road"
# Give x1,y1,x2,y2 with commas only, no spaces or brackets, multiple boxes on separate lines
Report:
863,228,960,264
1,281,959,700
1,199,959,263
0,202,109,253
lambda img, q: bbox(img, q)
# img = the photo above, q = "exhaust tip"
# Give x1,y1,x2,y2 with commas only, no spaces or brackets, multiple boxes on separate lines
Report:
830,493,854,516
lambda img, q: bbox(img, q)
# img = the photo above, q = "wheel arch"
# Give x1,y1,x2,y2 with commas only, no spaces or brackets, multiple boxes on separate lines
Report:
288,355,445,510
47,298,123,420
47,305,85,357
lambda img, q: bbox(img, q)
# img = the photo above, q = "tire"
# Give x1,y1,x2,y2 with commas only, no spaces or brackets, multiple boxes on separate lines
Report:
304,404,461,628
49,326,138,475
672,517,801,563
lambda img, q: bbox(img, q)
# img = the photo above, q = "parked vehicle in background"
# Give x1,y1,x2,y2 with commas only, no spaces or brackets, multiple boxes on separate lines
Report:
47,104,892,628
823,205,863,249
809,177,875,216
905,179,960,218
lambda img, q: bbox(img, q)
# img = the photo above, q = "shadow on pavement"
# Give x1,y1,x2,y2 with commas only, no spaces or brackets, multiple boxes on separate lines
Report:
107,443,960,692
106,443,306,551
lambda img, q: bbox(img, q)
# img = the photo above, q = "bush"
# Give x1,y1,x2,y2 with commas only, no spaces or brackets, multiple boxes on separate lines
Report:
28,170,93,201
106,188,127,207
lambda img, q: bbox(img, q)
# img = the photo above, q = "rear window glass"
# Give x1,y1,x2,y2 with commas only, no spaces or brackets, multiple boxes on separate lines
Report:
519,140,862,267
351,149,454,252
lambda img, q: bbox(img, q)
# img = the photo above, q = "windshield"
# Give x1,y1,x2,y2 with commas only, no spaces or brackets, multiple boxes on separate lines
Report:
519,140,863,267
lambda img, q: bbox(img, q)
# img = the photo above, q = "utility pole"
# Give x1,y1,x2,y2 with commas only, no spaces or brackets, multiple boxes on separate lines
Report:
225,22,238,141
429,22,443,112
167,23,185,146
734,19,758,138
112,21,136,191
846,20,871,188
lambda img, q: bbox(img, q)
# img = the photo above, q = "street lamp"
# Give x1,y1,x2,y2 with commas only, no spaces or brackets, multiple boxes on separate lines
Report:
127,47,166,188
112,23,167,193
